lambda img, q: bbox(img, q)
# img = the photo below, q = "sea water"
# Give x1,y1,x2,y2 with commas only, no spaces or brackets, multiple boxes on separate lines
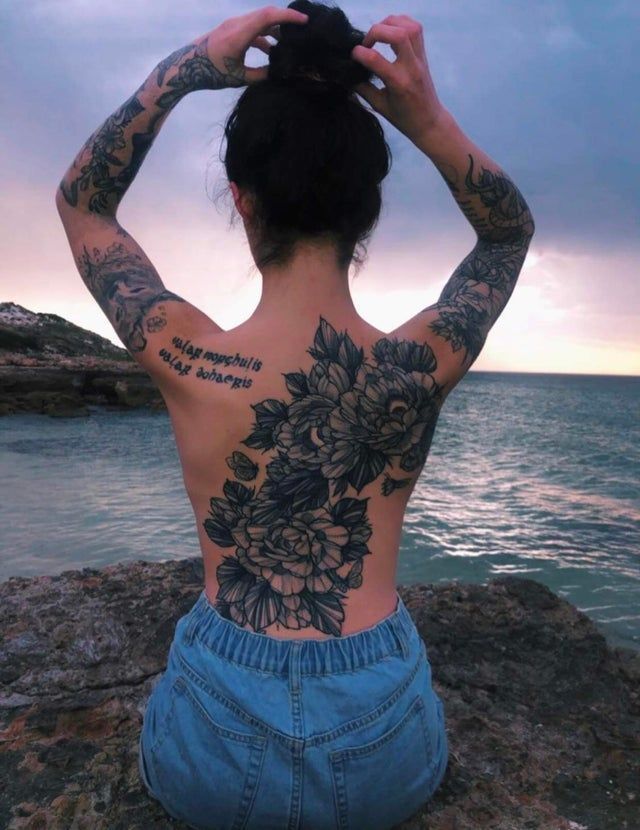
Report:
1,371,638,652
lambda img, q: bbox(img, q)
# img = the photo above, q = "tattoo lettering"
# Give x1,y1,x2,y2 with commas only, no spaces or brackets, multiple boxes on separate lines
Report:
76,243,184,353
202,348,262,372
195,366,253,389
170,335,263,372
171,335,203,361
159,348,193,376
204,318,444,636
163,335,261,389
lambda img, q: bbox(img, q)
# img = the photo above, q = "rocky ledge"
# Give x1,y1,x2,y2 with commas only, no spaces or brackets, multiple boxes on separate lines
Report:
0,561,638,830
0,302,164,416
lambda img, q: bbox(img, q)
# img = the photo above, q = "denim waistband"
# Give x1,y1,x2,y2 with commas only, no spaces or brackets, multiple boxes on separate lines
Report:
179,589,419,676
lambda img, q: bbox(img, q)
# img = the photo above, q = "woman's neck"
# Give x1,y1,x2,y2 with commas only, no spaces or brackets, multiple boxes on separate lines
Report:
250,244,359,324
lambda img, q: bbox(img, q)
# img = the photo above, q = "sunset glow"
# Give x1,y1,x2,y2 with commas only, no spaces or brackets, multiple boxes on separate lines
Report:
1,0,637,376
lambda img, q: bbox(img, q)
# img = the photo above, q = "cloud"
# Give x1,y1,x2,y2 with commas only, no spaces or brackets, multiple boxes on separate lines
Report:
24,0,241,27
1,0,638,376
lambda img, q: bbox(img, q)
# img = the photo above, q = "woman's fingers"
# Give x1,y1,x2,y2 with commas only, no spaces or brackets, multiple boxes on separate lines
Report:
262,5,308,24
361,22,417,62
352,15,443,146
352,21,421,88
380,15,425,59
352,43,399,85
250,5,308,38
230,6,306,54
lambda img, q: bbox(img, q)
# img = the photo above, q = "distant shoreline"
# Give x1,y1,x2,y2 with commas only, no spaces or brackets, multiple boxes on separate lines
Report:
0,301,165,417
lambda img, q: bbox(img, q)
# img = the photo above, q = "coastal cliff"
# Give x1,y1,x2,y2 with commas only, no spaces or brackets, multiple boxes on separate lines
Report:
0,302,165,416
0,561,637,829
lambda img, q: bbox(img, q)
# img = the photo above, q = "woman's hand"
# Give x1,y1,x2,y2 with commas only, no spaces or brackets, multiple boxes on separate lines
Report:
351,15,446,144
194,5,309,88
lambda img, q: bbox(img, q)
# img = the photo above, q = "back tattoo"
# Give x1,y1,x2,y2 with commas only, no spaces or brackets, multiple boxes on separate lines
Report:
203,318,444,635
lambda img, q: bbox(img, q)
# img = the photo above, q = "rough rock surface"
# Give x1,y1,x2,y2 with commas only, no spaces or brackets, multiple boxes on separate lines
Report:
0,560,638,830
0,302,165,416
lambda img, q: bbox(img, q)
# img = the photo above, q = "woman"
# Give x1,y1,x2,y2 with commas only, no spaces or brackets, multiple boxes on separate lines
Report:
56,2,535,827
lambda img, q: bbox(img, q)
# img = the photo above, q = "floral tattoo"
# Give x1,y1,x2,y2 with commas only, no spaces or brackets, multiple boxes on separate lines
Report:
204,318,444,636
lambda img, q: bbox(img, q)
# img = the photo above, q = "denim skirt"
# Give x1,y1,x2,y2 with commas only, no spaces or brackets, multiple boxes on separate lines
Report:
138,589,448,830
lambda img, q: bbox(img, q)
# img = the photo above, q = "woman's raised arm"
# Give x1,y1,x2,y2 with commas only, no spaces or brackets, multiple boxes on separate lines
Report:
353,13,535,401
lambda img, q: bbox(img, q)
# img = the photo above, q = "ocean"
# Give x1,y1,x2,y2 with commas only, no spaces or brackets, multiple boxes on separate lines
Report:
1,371,638,653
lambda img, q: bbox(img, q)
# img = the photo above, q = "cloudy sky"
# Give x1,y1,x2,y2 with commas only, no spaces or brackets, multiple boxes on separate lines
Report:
1,0,638,374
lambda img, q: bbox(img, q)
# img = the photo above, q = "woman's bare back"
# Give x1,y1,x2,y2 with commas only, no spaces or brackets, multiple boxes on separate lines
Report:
54,0,536,643
159,311,445,639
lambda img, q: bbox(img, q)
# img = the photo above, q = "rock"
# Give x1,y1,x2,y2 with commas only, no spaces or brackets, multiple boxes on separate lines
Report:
0,564,637,829
0,302,131,360
0,302,166,417
0,365,166,416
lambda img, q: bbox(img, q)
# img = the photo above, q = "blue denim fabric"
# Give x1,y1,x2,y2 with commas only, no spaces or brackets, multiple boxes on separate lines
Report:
138,589,448,830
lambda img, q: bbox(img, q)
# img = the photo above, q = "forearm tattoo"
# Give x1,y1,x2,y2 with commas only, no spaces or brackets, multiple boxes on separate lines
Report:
437,154,535,243
426,154,535,367
58,38,244,214
204,318,445,635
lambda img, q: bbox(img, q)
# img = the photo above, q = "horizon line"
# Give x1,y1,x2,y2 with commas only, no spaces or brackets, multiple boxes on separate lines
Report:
467,369,639,379
2,300,637,380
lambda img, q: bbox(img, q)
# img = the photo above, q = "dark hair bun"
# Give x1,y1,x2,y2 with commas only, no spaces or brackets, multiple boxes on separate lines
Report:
267,0,373,94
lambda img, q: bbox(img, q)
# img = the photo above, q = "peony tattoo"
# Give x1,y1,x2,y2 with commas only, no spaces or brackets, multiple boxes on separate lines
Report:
203,318,444,636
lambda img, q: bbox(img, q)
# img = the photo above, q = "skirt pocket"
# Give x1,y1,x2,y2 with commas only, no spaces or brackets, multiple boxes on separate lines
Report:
149,674,267,830
329,693,441,830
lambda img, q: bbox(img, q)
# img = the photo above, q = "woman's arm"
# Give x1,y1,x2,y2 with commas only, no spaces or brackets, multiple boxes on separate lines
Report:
413,108,535,370
58,42,244,216
412,108,535,242
57,5,309,217
54,6,308,385
354,14,535,400
353,15,535,245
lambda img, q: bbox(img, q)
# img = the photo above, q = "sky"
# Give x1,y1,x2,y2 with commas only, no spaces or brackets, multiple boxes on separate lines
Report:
1,0,638,375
